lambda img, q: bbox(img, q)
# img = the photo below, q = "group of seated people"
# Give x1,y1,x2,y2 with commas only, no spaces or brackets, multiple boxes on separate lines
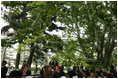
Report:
8,70,32,78
1,60,117,78
38,63,117,78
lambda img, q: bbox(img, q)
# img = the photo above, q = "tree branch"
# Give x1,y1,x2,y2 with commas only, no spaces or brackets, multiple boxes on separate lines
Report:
32,10,43,27
67,57,94,61
75,17,88,57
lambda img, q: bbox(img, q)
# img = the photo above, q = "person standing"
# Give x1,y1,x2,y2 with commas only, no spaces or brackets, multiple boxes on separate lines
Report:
67,66,71,73
80,63,83,70
76,64,79,72
59,65,66,78
110,62,117,77
55,61,58,66
110,62,115,70
55,61,60,73
22,61,30,76
73,64,76,71
1,60,8,78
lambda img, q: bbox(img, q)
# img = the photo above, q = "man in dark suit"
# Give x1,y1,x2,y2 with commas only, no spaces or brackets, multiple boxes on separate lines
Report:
73,64,76,71
1,60,8,78
80,63,83,70
76,64,79,71
110,62,115,70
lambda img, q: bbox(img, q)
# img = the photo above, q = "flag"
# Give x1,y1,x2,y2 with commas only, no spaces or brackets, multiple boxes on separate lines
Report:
22,61,30,76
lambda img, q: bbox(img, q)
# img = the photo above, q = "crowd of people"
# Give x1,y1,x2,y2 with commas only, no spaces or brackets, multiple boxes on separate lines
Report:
1,60,117,78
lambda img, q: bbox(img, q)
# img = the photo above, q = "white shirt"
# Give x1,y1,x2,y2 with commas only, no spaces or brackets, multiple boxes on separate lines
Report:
73,76,78,78
26,76,32,78
61,76,67,78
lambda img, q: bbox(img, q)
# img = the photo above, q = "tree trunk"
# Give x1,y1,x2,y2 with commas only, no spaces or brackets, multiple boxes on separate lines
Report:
103,51,112,68
15,53,21,69
97,50,103,62
15,46,21,69
103,36,116,68
34,61,38,74
86,3,105,62
93,22,103,61
75,18,88,58
97,25,106,62
103,25,115,68
1,47,6,62
27,42,35,67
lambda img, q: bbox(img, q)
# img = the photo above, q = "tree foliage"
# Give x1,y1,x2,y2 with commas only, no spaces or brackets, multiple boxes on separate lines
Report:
1,1,117,69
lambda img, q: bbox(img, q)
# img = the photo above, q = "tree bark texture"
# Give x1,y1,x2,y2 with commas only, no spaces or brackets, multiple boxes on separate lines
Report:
75,18,88,58
15,53,21,69
1,47,6,62
27,42,35,67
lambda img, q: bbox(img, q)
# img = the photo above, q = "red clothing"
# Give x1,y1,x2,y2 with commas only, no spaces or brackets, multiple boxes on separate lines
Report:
56,66,60,72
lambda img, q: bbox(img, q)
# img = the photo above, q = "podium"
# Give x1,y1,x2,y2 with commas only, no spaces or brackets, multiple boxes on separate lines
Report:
43,65,53,78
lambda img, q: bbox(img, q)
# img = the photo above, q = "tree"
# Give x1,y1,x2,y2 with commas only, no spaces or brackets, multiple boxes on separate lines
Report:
1,1,117,69
56,1,117,68
1,1,65,69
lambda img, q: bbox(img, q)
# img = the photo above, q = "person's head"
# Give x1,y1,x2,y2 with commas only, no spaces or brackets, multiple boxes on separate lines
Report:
89,68,91,71
2,60,7,66
90,73,96,78
107,73,114,78
112,62,114,65
52,71,59,78
77,71,83,78
59,70,65,77
40,69,44,76
18,70,23,78
26,70,31,76
67,70,75,78
60,65,64,71
9,70,20,78
80,68,83,72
